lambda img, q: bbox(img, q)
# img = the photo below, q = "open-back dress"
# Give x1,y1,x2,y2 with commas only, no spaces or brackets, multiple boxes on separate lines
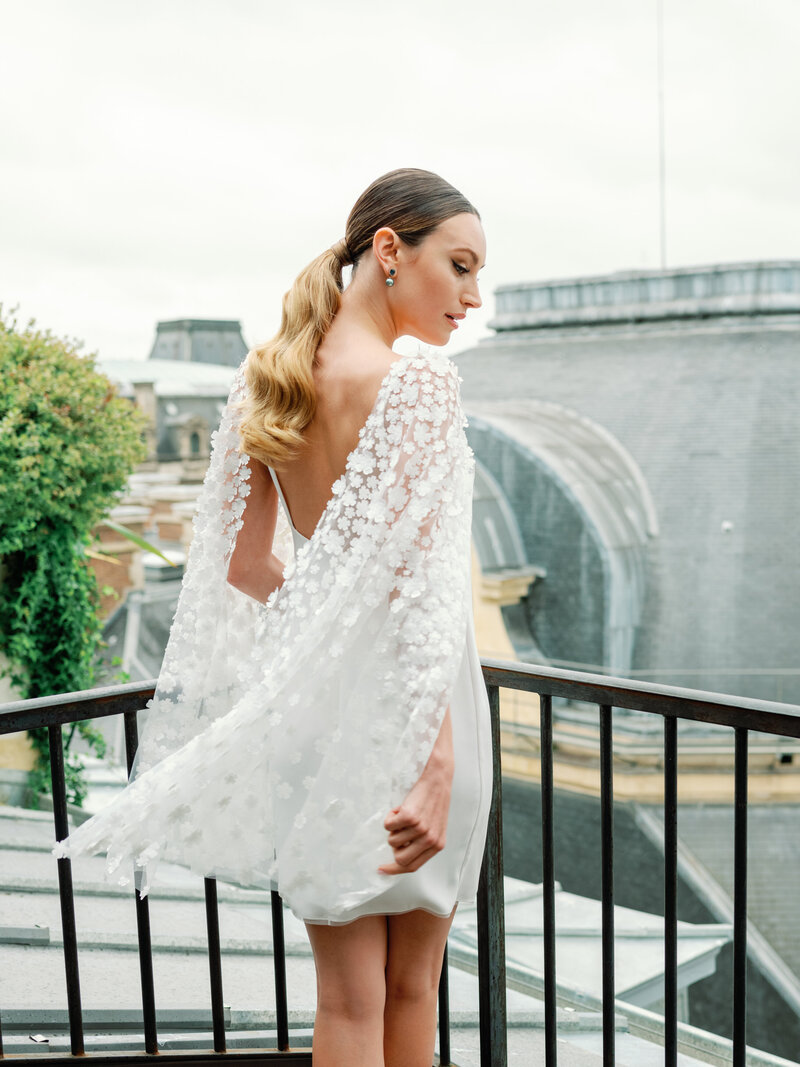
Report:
55,351,493,925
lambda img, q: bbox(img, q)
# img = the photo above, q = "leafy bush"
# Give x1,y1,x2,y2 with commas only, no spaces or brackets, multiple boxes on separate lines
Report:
0,309,147,804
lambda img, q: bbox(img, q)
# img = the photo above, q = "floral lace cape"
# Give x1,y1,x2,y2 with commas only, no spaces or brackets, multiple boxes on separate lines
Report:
55,351,475,921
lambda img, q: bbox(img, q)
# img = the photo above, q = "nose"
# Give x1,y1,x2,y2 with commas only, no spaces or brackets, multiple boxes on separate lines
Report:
463,279,482,311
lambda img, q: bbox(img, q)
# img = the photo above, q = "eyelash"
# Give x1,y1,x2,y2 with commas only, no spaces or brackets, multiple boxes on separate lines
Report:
452,261,469,275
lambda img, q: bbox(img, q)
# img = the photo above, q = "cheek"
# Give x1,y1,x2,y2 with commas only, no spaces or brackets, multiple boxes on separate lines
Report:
419,268,449,305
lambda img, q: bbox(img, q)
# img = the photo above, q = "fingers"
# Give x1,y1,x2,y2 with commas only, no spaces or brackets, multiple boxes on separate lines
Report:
383,807,407,832
378,815,447,876
379,845,440,876
383,805,426,836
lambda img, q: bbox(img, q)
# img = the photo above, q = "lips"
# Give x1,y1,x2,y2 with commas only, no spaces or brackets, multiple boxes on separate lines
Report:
446,313,465,328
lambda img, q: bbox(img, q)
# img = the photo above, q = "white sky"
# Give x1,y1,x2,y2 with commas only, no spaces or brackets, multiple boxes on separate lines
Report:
1,0,798,363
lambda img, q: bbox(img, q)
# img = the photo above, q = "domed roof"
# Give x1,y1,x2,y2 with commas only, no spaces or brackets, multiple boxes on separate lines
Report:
458,261,800,705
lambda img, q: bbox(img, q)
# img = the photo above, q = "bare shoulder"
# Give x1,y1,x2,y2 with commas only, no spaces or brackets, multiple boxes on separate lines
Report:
315,340,398,417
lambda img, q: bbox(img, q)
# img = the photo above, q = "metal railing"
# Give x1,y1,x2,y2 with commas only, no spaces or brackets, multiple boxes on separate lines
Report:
2,660,800,1066
479,659,800,1067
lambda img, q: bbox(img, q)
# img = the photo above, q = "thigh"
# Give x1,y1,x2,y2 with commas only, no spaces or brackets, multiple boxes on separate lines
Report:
385,908,455,997
306,916,388,1011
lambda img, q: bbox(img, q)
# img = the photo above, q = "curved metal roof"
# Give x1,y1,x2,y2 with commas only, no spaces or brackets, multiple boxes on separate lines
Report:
468,402,656,675
456,299,800,705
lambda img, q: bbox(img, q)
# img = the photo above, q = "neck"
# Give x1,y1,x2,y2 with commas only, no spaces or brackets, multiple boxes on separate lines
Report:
336,259,399,349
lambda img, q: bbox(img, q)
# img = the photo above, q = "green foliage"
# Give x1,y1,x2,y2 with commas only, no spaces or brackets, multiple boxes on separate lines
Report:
0,309,146,805
0,311,146,554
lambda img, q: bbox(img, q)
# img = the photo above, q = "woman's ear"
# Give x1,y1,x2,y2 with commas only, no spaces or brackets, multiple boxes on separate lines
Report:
372,227,400,275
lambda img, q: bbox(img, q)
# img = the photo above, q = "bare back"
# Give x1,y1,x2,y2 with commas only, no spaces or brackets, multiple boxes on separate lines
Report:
273,344,397,541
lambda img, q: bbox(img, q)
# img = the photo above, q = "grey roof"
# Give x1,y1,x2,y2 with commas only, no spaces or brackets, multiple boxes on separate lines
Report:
98,358,236,398
456,279,800,705
0,805,732,1067
148,318,248,368
501,777,800,1061
458,876,730,1011
668,803,800,986
491,260,800,332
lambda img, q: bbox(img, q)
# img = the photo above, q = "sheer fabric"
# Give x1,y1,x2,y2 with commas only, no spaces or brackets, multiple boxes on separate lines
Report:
55,351,477,922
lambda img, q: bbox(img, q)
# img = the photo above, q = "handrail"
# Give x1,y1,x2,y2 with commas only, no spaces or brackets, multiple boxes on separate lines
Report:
4,660,800,737
481,657,800,736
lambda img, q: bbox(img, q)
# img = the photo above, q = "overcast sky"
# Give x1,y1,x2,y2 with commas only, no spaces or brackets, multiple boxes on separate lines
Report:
1,0,798,364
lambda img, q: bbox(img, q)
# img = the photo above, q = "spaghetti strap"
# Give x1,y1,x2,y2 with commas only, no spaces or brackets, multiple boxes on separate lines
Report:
267,466,308,548
267,466,297,533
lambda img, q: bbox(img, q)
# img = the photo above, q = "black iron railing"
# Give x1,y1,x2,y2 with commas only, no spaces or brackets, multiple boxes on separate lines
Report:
2,661,800,1067
480,660,800,1067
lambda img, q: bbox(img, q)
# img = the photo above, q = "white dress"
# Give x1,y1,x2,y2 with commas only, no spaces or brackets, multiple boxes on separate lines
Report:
55,352,492,925
267,466,492,923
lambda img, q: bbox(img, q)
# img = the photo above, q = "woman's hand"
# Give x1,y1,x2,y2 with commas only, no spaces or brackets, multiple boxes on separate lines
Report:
379,709,454,875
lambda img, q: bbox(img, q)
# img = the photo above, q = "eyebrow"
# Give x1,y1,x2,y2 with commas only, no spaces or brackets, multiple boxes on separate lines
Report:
453,247,486,269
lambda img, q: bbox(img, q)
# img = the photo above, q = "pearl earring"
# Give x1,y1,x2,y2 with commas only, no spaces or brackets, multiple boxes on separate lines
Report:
386,269,396,288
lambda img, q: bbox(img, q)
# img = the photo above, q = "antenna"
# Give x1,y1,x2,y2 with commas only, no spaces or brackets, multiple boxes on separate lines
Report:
657,0,667,270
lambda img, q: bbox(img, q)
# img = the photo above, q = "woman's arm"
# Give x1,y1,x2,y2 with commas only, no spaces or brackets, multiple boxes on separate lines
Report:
226,457,286,604
379,707,454,875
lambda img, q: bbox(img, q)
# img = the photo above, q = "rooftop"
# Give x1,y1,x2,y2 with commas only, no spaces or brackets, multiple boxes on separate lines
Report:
97,357,236,398
489,260,800,332
0,803,735,1066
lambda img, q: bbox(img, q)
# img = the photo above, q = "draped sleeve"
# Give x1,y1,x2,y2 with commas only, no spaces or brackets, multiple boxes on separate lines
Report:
54,352,476,922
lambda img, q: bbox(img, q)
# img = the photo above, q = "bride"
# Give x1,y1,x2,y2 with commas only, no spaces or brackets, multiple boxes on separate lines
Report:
58,168,492,1067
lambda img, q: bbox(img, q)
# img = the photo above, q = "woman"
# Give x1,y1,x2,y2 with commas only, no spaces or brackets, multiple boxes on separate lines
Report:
56,169,491,1067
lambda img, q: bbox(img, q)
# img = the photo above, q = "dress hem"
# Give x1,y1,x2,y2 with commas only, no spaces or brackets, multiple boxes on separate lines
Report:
299,895,475,926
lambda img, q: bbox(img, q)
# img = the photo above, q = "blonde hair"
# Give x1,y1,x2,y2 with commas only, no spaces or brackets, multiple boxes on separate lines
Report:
238,168,480,468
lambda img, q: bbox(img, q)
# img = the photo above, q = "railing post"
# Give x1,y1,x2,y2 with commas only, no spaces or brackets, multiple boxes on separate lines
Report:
540,694,557,1066
123,711,159,1054
599,705,615,1066
733,728,749,1067
204,877,227,1052
48,723,85,1056
438,942,451,1066
477,682,507,1067
664,716,678,1066
271,890,290,1050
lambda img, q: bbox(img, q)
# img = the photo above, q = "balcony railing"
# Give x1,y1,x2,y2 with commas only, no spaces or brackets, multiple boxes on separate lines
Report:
2,660,800,1067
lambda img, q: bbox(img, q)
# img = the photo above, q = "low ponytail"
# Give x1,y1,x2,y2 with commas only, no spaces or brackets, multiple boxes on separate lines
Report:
239,240,351,468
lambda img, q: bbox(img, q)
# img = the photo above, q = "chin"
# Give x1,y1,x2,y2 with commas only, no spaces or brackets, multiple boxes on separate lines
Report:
421,328,452,348
405,319,455,347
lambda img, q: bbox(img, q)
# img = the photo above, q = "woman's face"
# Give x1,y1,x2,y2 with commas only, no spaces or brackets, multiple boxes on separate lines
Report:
392,212,486,346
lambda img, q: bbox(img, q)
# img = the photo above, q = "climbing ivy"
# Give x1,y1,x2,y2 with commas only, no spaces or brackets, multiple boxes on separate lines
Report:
0,309,147,805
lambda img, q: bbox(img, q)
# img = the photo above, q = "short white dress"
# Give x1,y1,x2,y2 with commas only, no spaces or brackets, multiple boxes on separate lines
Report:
55,352,492,926
267,466,493,923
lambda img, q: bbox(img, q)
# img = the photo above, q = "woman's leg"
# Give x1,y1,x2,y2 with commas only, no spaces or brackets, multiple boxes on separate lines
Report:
305,915,388,1067
384,908,455,1067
